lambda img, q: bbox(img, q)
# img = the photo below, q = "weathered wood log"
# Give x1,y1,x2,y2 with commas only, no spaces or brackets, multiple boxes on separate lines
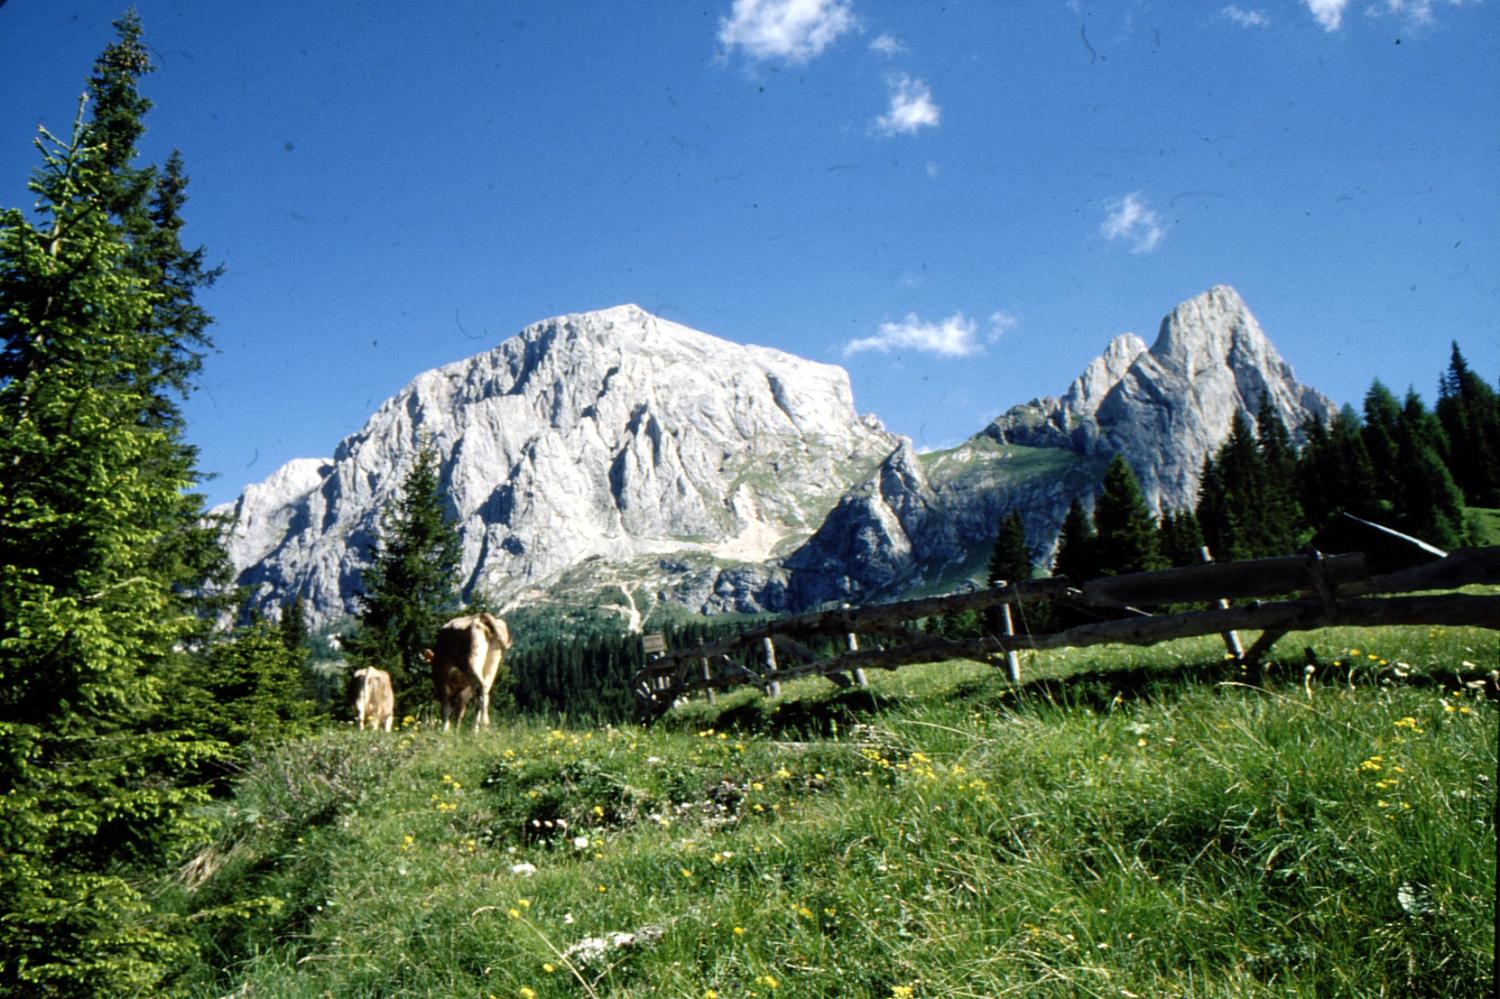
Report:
780,593,1500,679
647,576,1076,667
635,547,1500,713
1338,546,1500,597
1083,551,1369,609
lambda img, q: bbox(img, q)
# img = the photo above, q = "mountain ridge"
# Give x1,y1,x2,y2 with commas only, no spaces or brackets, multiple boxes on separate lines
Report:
216,286,1333,626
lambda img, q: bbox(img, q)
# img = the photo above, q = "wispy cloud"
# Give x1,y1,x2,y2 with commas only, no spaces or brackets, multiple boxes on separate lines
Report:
718,0,856,63
1305,0,1349,30
844,312,983,358
1380,0,1480,26
1220,5,1270,27
874,74,940,136
869,33,905,55
988,311,1018,341
1101,192,1166,254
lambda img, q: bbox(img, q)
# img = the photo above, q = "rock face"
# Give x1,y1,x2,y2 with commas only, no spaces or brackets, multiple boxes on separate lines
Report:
779,286,1334,603
216,305,899,625
218,286,1336,625
985,285,1333,511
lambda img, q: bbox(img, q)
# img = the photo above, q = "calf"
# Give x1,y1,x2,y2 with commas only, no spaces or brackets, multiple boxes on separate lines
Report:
349,667,395,731
423,613,512,730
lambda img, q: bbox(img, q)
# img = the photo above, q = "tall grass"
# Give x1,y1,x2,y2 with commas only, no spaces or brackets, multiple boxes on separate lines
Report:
167,625,1496,997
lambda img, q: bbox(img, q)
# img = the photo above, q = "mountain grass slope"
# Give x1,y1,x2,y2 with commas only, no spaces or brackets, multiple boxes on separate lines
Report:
170,625,1496,998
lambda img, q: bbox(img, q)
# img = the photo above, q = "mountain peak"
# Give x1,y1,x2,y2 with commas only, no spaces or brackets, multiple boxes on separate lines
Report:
219,307,898,625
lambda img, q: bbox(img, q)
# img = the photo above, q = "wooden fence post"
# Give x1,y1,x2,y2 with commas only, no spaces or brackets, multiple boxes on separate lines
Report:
700,657,716,703
761,637,781,697
1200,546,1245,663
842,605,868,687
995,580,1022,683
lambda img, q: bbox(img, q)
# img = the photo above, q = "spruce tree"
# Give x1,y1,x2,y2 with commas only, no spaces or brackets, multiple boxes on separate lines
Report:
1436,343,1500,506
1395,390,1466,548
986,509,1035,637
1092,455,1163,575
987,510,1034,586
84,11,231,634
1361,380,1403,520
1254,397,1302,554
1053,497,1099,581
1195,454,1233,560
0,103,221,995
280,596,309,653
1157,509,1206,567
345,445,464,698
1295,406,1381,527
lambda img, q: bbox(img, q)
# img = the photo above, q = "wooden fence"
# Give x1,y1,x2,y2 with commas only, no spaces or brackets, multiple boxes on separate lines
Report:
631,544,1500,720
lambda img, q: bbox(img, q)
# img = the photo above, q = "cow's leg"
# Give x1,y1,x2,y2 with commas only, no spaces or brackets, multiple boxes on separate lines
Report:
382,711,393,732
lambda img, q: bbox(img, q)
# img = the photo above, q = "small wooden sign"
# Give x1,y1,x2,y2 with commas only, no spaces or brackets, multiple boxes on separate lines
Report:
642,632,667,656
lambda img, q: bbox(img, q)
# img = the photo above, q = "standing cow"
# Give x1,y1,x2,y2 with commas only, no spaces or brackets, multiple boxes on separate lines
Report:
422,613,512,730
349,667,395,731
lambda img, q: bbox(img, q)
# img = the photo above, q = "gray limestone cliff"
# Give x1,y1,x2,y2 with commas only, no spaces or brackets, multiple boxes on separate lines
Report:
215,305,898,625
778,286,1334,603
217,286,1336,625
984,285,1333,511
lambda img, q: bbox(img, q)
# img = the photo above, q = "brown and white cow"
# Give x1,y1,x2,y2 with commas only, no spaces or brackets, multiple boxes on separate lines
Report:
349,666,395,731
422,613,512,730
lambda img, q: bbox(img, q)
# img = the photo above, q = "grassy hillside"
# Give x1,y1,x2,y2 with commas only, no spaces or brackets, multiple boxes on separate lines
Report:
168,625,1496,997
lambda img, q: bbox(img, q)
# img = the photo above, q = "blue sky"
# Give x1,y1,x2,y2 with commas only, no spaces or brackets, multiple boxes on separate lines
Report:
2,0,1496,508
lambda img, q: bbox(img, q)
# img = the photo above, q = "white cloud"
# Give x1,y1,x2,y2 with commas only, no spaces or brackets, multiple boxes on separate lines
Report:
925,161,940,178
718,0,856,63
1305,0,1349,30
874,74,940,136
1101,192,1166,254
988,311,1018,342
1221,5,1270,27
869,33,905,55
843,313,982,358
1380,0,1479,25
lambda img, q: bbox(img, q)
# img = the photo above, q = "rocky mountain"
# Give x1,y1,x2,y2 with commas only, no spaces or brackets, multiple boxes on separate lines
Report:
779,286,1334,604
985,284,1333,510
215,305,900,626
217,286,1334,626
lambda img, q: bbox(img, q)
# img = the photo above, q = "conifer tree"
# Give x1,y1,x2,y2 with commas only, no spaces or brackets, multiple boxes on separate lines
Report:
84,11,231,633
1361,380,1403,518
987,510,1034,587
280,595,309,653
1436,343,1500,506
344,444,464,698
0,102,221,995
986,509,1035,637
1157,509,1206,568
1092,454,1163,575
1295,406,1380,527
1195,411,1263,559
1395,390,1466,548
1053,497,1099,581
1254,398,1302,554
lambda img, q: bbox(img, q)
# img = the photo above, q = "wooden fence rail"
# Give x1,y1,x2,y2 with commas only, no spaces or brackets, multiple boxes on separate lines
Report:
632,545,1500,720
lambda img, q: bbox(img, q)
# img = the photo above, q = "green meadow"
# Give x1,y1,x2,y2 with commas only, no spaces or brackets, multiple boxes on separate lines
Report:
169,625,1496,998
